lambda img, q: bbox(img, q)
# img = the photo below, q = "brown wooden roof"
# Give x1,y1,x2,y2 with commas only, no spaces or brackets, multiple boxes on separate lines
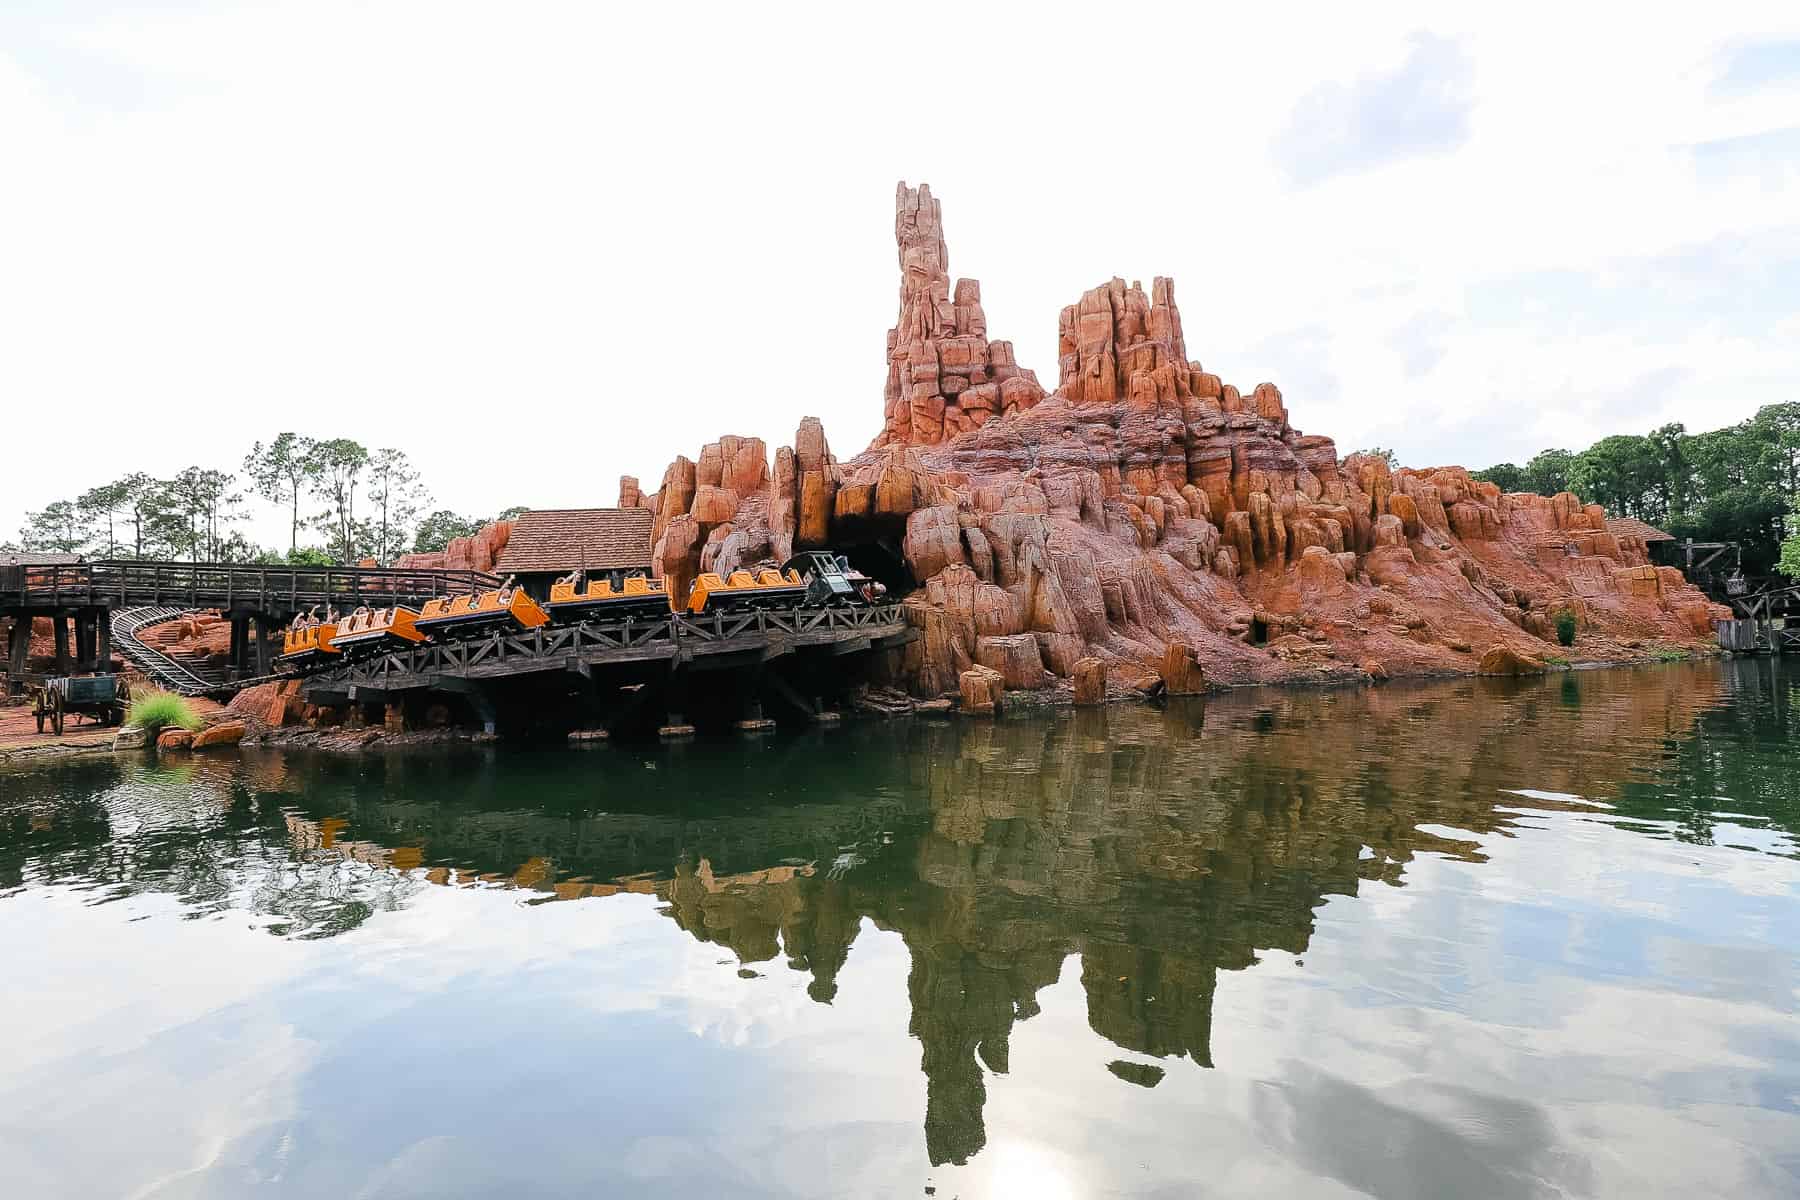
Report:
494,508,654,574
2,551,82,566
1605,517,1675,543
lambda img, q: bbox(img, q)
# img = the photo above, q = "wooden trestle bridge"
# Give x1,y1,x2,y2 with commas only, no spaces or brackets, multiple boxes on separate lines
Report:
4,558,915,733
2,559,499,683
301,601,915,733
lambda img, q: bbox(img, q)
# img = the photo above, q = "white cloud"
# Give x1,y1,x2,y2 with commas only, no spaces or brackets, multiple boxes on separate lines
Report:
2,2,1798,547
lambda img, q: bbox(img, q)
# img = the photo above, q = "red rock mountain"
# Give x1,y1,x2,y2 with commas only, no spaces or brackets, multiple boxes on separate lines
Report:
566,184,1730,694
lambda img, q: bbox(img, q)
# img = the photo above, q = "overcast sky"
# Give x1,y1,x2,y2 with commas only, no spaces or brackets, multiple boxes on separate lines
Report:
4,2,1797,551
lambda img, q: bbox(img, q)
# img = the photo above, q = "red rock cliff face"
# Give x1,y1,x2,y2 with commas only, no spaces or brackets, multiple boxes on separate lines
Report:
634,183,1727,695
875,183,1045,447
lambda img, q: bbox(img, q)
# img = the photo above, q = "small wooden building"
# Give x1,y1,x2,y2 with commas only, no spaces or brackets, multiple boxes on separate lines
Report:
1605,518,1678,565
493,508,655,602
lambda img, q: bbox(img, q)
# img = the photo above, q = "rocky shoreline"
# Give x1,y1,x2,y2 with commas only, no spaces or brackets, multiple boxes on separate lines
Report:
0,647,1723,770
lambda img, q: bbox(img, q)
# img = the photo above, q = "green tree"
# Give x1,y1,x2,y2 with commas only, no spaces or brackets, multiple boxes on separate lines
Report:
1752,402,1800,499
1354,448,1399,470
1479,404,1800,575
19,500,91,554
285,546,335,567
1647,422,1690,522
214,531,268,563
1571,435,1661,521
243,433,319,554
496,505,530,521
1473,462,1526,492
366,448,429,565
115,473,173,559
162,467,244,561
412,510,481,554
1521,449,1576,497
76,479,136,557
305,438,370,563
1779,501,1800,579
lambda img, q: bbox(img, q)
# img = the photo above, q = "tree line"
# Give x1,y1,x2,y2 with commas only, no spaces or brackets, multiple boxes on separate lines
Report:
7,434,521,566
1473,402,1800,578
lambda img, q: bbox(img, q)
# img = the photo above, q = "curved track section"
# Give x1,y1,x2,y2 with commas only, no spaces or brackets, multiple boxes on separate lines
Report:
110,607,226,696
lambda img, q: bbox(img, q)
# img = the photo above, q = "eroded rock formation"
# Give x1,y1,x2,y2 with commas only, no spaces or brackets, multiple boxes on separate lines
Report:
875,183,1045,447
541,183,1730,696
393,519,515,574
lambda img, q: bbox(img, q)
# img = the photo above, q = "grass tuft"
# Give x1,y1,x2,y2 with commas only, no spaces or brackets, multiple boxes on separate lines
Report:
127,688,204,734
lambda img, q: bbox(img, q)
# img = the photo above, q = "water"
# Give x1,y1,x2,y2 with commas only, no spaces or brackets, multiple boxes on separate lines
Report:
2,660,1797,1199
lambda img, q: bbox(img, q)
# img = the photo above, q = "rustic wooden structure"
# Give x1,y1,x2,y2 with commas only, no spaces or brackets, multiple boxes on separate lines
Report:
301,600,915,733
493,508,655,601
28,674,128,735
2,559,497,687
1716,578,1800,655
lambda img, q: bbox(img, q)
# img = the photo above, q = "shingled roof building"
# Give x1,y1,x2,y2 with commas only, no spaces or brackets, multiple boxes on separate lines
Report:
493,508,655,600
1605,517,1675,545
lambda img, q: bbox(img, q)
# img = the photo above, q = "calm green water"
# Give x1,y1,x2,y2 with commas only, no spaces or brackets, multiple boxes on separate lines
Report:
2,661,1797,1198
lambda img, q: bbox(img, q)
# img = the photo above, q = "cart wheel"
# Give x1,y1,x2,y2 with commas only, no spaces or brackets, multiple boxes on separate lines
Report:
35,709,45,734
51,694,64,737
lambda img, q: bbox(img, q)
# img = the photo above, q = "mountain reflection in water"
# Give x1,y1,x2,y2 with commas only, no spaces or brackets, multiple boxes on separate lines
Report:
2,658,1796,1197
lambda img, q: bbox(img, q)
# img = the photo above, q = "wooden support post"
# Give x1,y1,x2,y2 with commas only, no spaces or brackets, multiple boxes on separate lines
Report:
53,616,70,674
254,617,274,676
228,613,249,678
763,670,819,721
7,615,31,682
658,665,695,739
96,610,112,672
74,611,94,672
734,663,775,732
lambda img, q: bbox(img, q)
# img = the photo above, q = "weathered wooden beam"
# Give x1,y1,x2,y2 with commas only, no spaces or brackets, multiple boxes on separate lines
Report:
7,614,31,678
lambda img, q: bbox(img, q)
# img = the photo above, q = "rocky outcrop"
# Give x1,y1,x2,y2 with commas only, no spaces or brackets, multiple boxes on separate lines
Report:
229,679,305,727
394,519,514,574
874,183,1045,447
1478,645,1549,676
959,665,1004,715
616,183,1727,699
1158,641,1206,696
1072,656,1106,706
191,721,246,749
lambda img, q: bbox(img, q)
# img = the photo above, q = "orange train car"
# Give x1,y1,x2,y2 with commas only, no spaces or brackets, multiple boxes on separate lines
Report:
277,618,340,671
330,605,429,656
685,568,808,614
547,573,672,622
415,583,549,639
268,551,889,677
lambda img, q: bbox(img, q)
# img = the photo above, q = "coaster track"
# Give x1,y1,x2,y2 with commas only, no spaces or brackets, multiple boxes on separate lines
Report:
109,607,225,696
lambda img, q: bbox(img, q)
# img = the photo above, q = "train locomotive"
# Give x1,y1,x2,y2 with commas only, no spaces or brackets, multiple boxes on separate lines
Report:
275,551,886,674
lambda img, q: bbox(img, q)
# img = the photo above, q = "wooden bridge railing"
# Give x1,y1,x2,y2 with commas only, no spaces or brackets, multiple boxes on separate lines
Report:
0,560,500,615
307,602,911,693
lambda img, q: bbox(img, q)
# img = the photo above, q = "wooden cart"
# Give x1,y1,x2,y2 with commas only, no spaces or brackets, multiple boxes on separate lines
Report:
29,673,129,736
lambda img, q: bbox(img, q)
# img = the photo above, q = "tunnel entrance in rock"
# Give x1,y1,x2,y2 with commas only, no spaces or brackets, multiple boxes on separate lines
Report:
1250,615,1269,645
829,533,915,597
